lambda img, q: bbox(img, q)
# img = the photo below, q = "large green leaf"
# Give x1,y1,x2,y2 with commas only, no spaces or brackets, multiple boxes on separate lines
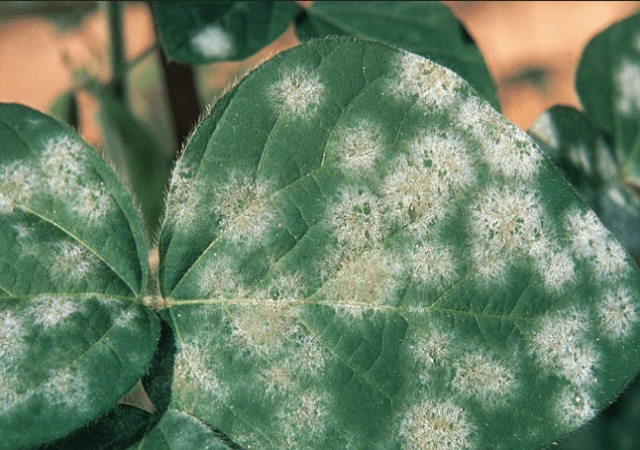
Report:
529,106,640,257
0,104,159,449
154,1,298,64
158,38,640,449
576,11,640,188
295,1,500,111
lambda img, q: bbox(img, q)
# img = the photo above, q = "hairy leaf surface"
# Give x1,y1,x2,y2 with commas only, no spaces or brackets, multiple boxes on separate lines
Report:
158,38,640,449
154,1,297,64
0,104,159,449
295,1,500,110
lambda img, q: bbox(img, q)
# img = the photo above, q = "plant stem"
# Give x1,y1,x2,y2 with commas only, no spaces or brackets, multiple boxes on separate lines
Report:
107,1,127,103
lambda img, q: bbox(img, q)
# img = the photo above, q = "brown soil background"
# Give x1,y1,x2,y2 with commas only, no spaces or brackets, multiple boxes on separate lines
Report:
1,2,640,153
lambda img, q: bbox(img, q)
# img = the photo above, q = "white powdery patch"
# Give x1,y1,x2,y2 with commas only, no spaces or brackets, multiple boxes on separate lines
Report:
231,303,300,357
166,159,199,228
0,162,37,213
400,398,476,450
41,135,86,192
325,250,404,316
409,242,458,291
190,25,234,59
530,308,599,387
173,342,229,400
42,368,90,414
481,131,542,181
269,66,325,119
452,351,516,405
328,187,385,254
556,385,596,428
28,296,79,329
616,59,640,115
72,183,113,224
566,209,629,281
49,240,101,285
328,120,385,172
390,52,464,110
279,389,331,448
213,172,276,244
411,326,456,370
470,185,546,281
0,310,26,364
258,272,304,301
382,133,474,230
528,237,576,292
529,110,559,149
197,255,240,299
598,287,638,340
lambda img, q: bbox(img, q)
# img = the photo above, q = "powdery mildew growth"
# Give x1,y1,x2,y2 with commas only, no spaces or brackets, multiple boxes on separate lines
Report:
269,66,325,119
160,39,640,449
190,25,234,59
616,58,640,115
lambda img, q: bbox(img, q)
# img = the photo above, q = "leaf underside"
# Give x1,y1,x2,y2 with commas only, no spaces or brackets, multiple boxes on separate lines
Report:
158,37,640,449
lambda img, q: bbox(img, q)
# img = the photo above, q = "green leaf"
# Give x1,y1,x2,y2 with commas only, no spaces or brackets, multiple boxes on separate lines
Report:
157,37,640,449
529,106,640,257
295,1,500,111
576,11,640,188
154,1,298,64
126,410,229,450
0,104,159,449
97,94,169,236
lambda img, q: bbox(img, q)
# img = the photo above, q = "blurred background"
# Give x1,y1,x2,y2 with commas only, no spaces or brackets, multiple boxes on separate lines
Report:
2,1,640,449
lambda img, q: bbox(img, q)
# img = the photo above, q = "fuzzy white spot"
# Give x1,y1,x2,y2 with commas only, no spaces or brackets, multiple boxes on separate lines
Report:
616,59,640,115
530,308,599,387
556,386,596,427
41,135,85,192
566,209,629,281
166,158,199,227
452,351,516,405
599,287,638,340
391,52,464,110
482,132,542,180
411,327,456,369
270,66,325,119
212,172,275,244
529,110,559,148
400,398,475,450
325,250,403,316
49,240,101,285
72,183,113,224
190,25,234,59
231,303,299,357
382,132,474,230
328,187,385,254
197,255,240,299
279,389,331,447
28,296,79,329
328,120,385,172
409,242,458,290
173,342,229,399
0,310,26,364
529,238,576,292
470,186,546,281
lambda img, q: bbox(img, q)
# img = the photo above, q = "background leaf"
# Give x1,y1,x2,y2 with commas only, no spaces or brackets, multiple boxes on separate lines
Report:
0,104,159,449
154,1,298,64
529,106,640,257
295,1,501,110
157,38,640,449
576,11,640,189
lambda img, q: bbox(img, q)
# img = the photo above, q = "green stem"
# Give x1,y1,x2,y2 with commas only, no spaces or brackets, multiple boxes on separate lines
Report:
107,1,128,103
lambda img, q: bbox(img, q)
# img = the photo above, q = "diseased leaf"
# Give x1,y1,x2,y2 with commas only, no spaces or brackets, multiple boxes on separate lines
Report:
0,104,159,449
154,1,298,64
576,11,640,188
529,106,640,257
295,1,500,110
125,410,229,450
158,38,640,449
